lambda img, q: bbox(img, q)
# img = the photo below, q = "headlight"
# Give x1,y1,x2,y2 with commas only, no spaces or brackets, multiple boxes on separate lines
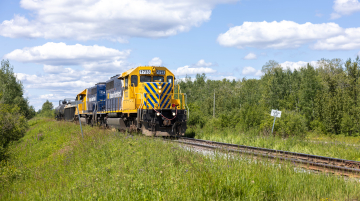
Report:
172,112,176,116
156,112,160,116
158,85,162,89
158,90,162,93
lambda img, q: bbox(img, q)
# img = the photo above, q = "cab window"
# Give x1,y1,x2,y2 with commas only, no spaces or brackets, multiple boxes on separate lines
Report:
125,76,128,89
131,75,138,87
167,76,173,83
140,76,151,82
153,76,164,82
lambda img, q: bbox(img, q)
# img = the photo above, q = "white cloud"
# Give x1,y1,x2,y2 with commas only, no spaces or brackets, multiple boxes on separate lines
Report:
0,0,237,41
4,42,131,71
242,66,263,77
39,94,63,100
174,65,216,76
15,67,122,110
312,27,360,50
148,57,162,66
242,66,256,75
195,59,213,67
217,20,343,49
332,0,360,18
217,20,360,50
244,52,257,60
8,42,132,109
280,61,319,71
330,12,342,19
255,71,264,76
43,65,65,74
315,12,323,18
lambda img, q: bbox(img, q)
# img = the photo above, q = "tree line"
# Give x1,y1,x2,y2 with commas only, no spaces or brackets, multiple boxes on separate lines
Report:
179,57,360,137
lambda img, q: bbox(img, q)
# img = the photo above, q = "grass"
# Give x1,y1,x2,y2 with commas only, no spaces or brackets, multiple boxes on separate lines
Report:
192,126,360,161
306,132,360,146
0,118,359,200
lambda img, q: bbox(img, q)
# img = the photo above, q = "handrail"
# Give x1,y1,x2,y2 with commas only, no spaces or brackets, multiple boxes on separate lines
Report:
136,93,145,109
131,83,136,98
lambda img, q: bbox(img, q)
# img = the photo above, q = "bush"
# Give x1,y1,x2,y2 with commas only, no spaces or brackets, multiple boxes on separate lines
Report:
0,103,28,160
211,104,266,131
340,113,357,136
260,110,307,138
37,100,55,118
187,103,207,128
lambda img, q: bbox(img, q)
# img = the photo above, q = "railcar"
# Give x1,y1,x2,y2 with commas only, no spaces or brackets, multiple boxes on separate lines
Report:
62,66,188,136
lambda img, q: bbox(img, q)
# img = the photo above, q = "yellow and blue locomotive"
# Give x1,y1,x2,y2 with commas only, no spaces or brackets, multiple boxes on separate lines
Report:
59,66,187,136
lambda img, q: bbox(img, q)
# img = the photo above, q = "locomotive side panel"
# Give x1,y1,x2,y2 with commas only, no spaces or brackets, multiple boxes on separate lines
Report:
106,77,123,112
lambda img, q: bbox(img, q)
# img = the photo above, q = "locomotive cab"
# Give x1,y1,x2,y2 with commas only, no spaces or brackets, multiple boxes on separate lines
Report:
118,66,187,136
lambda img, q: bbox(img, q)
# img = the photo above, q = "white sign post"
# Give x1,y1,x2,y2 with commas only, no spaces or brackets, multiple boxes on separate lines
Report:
270,109,281,134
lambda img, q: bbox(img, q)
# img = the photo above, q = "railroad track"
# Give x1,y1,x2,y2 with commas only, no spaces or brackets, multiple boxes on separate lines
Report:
174,137,360,177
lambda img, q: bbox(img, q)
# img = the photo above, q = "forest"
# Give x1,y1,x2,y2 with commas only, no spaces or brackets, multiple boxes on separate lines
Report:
179,57,360,137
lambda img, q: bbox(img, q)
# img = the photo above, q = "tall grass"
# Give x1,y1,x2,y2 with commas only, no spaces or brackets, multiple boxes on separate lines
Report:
191,125,360,161
0,118,359,200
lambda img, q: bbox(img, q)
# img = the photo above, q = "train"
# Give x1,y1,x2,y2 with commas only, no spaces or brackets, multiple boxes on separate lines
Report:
55,66,188,136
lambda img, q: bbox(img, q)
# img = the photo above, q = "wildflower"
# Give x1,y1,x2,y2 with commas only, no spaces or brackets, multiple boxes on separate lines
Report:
160,171,163,174
251,181,255,183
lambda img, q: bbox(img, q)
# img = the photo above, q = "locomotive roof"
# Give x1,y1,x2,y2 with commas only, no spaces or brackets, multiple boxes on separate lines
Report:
76,88,87,96
118,68,136,79
118,66,171,79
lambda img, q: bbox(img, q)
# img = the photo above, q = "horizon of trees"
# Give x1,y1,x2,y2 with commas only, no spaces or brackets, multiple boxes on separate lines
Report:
179,56,360,136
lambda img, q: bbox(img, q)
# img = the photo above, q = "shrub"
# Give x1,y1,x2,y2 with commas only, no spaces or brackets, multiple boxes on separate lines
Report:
187,103,207,128
260,110,307,138
0,103,28,160
340,113,357,136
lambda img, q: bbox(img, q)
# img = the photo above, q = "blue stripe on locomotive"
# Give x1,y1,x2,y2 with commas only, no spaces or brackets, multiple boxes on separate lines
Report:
87,83,106,112
96,83,106,112
105,76,123,112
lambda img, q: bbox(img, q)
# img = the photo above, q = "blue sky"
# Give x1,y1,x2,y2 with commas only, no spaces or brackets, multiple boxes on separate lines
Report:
1,0,360,110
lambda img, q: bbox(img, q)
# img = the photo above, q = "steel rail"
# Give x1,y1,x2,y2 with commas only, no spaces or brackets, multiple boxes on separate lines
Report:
175,137,360,176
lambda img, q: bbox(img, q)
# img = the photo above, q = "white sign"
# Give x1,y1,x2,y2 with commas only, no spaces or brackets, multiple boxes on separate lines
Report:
156,70,165,75
271,109,281,118
139,70,151,74
88,97,96,102
109,91,122,99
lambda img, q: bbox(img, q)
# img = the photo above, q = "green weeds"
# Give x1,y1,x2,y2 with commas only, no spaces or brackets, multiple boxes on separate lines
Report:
193,125,360,161
0,118,359,200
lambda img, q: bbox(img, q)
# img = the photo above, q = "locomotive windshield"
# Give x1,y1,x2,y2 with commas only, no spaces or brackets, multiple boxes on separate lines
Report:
140,76,151,82
153,76,164,82
167,76,173,83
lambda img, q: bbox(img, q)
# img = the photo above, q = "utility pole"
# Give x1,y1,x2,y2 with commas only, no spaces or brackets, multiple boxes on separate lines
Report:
213,89,215,118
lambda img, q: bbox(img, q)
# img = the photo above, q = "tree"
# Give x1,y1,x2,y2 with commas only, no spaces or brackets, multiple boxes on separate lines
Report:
261,60,281,74
38,100,55,118
0,60,35,119
42,100,54,112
